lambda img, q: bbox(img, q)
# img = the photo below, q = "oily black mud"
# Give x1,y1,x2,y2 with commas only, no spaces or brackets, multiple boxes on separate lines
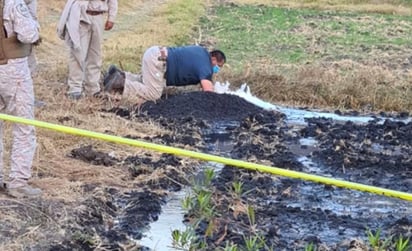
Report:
66,92,411,250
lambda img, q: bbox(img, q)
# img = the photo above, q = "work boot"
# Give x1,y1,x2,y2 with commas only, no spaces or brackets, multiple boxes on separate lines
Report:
67,92,82,100
7,185,42,198
34,99,47,107
92,91,103,98
104,65,125,94
0,181,6,193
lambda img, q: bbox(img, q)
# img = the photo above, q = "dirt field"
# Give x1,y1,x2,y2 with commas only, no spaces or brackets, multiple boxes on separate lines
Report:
0,0,411,250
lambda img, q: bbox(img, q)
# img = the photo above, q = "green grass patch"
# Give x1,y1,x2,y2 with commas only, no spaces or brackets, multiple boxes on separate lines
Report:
197,2,412,111
201,4,412,71
163,0,206,45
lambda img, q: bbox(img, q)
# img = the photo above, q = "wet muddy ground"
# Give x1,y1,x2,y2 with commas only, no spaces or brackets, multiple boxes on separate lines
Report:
66,91,411,250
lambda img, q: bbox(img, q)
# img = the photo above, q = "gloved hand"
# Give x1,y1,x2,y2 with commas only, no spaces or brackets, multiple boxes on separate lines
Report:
235,83,251,95
214,81,231,94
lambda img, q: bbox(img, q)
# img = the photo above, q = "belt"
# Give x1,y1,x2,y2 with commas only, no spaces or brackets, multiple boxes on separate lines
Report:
158,47,168,61
86,10,106,16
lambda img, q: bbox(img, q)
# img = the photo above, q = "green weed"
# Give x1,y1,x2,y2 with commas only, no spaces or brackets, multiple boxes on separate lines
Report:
196,190,215,219
366,228,382,247
305,242,317,251
172,228,196,250
71,231,95,246
366,228,392,251
222,242,239,251
394,236,411,251
246,204,256,227
204,168,216,187
182,194,195,211
243,235,266,251
231,181,244,197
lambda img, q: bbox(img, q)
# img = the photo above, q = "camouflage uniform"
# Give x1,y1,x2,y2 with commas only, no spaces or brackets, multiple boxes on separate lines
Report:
24,0,39,75
0,0,39,190
63,0,118,97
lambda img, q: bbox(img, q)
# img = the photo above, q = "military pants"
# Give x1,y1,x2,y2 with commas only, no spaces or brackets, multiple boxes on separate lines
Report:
123,46,167,104
67,14,104,96
0,59,37,189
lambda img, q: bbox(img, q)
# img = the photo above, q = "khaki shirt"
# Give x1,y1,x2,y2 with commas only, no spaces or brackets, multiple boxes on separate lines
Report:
87,0,118,23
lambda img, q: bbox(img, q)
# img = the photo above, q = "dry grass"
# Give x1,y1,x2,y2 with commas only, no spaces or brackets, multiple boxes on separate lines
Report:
0,0,206,249
220,59,412,111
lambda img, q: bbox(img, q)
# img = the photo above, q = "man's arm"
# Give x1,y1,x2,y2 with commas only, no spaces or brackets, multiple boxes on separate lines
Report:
13,1,39,44
200,79,214,92
105,0,118,30
24,0,38,20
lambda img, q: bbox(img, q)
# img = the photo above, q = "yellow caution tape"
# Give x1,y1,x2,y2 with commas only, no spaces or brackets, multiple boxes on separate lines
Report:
1,113,411,201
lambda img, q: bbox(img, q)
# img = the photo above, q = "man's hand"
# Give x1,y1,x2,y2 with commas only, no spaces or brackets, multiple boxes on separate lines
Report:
105,21,114,31
214,81,230,93
200,79,214,92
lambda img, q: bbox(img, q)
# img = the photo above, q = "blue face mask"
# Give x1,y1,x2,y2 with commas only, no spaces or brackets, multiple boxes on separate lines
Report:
213,65,220,74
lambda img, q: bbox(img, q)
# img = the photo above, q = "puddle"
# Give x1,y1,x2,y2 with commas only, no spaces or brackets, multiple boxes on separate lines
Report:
202,121,237,155
288,137,320,157
138,130,229,251
283,180,412,244
287,132,412,245
280,107,374,124
139,189,188,251
235,90,411,125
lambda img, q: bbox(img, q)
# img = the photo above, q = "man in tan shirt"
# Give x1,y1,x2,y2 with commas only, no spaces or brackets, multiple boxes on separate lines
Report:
57,0,118,100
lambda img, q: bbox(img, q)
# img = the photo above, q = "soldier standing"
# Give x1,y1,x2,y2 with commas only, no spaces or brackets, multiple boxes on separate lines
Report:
0,0,42,198
57,0,118,100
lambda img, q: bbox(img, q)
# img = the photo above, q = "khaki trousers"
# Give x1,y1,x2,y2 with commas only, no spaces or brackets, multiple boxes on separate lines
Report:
67,14,104,96
123,46,167,104
0,59,36,188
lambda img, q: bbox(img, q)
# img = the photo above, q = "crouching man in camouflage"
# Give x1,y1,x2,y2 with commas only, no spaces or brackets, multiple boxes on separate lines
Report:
0,0,41,198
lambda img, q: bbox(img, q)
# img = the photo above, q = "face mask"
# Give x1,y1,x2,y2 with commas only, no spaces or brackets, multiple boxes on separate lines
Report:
213,65,220,74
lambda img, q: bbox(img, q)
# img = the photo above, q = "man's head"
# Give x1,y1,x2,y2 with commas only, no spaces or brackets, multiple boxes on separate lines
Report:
210,50,226,73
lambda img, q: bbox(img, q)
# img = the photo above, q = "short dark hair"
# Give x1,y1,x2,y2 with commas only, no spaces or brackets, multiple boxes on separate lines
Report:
210,50,226,63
